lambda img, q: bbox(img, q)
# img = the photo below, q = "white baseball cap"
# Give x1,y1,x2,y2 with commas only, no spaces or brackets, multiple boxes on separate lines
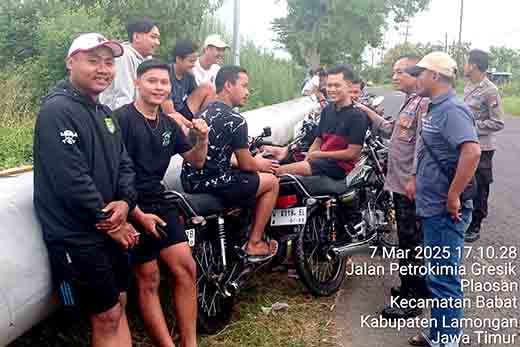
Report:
67,33,124,58
406,51,458,78
203,34,229,49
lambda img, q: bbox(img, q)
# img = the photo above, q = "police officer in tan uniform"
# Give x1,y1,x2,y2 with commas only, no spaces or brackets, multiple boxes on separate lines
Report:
463,49,505,242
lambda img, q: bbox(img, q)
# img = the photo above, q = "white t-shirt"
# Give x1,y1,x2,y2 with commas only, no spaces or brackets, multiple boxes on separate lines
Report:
301,75,319,96
192,59,220,86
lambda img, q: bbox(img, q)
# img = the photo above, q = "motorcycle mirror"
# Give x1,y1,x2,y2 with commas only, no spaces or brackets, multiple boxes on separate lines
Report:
372,96,385,108
263,126,272,137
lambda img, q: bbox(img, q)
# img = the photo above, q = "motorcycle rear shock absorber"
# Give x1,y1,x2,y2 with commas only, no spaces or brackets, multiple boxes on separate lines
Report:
326,198,338,242
218,216,227,268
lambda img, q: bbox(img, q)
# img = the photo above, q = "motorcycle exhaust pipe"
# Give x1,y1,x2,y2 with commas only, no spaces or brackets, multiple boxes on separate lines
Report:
223,265,254,297
327,233,377,260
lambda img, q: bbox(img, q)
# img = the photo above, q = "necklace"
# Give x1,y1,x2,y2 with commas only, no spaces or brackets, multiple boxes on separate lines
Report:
135,104,160,130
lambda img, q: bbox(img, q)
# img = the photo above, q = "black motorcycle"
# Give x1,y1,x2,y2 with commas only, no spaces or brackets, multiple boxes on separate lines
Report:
267,129,398,296
163,125,397,333
163,127,280,334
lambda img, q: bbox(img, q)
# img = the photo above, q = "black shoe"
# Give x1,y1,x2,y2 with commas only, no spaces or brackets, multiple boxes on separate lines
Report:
408,332,433,346
465,229,480,243
391,286,402,298
381,305,422,319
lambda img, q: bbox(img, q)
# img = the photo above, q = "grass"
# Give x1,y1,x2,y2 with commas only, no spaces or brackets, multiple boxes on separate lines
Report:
9,271,338,347
0,124,34,170
502,96,520,116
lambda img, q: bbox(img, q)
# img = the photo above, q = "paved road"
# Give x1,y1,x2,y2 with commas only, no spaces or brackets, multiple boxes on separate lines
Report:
335,88,520,347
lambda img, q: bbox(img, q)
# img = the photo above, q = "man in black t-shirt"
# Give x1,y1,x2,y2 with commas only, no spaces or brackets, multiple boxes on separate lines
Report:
276,65,369,179
182,65,280,262
162,40,216,129
115,59,208,347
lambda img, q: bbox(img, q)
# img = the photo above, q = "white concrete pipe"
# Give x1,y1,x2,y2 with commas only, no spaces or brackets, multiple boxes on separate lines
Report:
0,96,319,346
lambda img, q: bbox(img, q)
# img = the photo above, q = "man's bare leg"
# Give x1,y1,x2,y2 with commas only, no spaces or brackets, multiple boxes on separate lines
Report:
161,243,198,347
91,294,132,347
134,262,174,347
187,83,216,114
276,161,312,176
247,173,279,256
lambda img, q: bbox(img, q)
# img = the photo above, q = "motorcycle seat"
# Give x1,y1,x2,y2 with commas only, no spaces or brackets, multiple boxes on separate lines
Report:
163,173,226,216
280,174,348,196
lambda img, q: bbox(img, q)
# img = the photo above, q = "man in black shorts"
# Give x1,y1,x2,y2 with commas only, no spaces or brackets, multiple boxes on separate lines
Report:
162,40,215,130
33,33,138,347
115,59,208,347
276,65,369,179
182,65,280,261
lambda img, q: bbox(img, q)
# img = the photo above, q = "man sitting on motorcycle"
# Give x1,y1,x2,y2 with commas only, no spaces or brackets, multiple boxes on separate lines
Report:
276,65,370,179
181,65,280,262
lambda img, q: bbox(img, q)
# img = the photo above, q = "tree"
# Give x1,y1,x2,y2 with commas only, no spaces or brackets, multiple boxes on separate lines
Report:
272,0,431,69
489,46,519,73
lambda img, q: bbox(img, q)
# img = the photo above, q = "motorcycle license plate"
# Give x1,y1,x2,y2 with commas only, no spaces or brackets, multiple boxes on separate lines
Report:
271,207,307,226
185,229,195,247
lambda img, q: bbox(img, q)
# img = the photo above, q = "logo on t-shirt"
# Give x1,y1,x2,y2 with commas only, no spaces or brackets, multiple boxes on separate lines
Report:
162,130,172,147
104,117,115,134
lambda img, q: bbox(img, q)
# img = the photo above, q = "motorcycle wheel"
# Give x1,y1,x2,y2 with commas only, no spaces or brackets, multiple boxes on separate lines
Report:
293,210,347,296
193,238,234,334
376,191,399,249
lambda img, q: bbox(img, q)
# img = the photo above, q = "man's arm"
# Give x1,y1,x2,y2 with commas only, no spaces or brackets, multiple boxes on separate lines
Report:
476,90,505,135
355,103,393,138
448,141,481,197
308,137,322,153
181,119,209,169
34,106,104,222
312,145,363,162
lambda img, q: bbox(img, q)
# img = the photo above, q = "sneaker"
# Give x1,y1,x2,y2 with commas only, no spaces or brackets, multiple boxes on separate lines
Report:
465,231,480,242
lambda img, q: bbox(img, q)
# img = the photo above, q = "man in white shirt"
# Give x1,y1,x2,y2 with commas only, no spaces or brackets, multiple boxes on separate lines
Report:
191,34,229,86
100,18,160,110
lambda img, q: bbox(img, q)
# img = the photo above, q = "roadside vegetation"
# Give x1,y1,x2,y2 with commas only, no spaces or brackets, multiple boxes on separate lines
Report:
0,2,303,170
370,41,520,116
10,271,338,347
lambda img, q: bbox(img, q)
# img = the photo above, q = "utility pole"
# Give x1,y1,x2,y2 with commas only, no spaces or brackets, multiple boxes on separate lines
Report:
445,32,448,52
232,0,241,65
404,19,411,44
457,0,464,71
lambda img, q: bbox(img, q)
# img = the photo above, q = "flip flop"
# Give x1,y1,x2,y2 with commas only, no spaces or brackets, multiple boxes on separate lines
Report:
242,239,279,264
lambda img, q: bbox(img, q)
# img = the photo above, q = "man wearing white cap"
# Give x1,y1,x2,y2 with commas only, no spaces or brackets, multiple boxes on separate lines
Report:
34,33,138,347
192,34,229,86
406,52,481,347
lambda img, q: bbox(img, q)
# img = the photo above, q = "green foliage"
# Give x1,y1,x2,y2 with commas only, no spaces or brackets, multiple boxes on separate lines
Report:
489,46,520,74
0,126,34,170
0,2,304,170
239,41,304,111
273,0,431,69
37,6,123,95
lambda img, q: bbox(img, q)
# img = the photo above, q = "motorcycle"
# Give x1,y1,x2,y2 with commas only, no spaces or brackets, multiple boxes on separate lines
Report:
163,127,282,334
163,106,398,332
267,129,398,297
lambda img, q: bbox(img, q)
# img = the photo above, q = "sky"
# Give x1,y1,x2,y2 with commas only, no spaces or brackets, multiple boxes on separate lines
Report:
217,0,520,64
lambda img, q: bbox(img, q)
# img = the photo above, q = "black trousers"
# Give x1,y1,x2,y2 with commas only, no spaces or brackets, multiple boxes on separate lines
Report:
394,192,428,297
472,150,494,226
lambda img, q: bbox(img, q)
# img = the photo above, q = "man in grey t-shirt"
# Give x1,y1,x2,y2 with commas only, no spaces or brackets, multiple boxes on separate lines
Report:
406,52,480,347
100,18,160,110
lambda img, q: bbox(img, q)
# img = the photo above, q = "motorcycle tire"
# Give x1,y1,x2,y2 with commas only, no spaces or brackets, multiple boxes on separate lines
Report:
293,210,347,296
193,239,234,334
